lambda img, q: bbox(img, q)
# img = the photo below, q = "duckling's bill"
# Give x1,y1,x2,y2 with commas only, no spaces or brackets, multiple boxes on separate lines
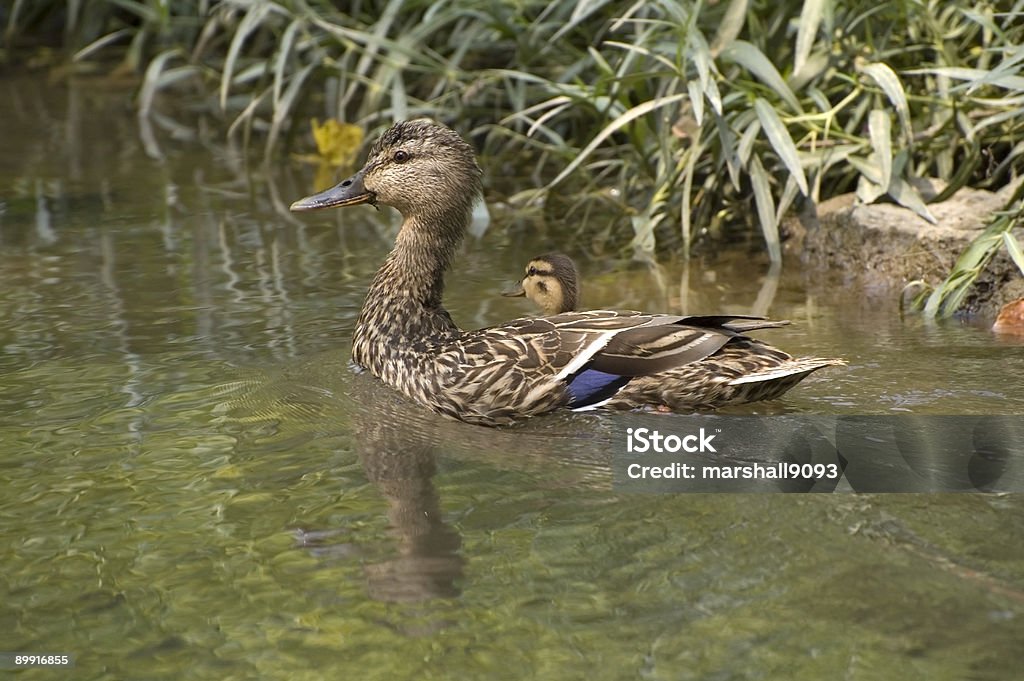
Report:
501,283,527,298
290,169,376,211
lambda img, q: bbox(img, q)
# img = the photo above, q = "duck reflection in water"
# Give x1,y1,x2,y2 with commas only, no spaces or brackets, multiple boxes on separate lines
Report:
221,355,609,614
219,360,465,609
290,369,466,606
349,376,464,604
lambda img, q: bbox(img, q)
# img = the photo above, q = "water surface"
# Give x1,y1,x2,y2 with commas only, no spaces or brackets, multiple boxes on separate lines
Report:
2,75,1023,680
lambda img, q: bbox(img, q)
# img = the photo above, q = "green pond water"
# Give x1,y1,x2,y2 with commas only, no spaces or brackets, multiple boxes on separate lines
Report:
2,76,1024,680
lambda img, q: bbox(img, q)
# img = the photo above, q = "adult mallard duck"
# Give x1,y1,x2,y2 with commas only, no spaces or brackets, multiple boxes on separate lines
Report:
504,252,843,411
291,120,842,426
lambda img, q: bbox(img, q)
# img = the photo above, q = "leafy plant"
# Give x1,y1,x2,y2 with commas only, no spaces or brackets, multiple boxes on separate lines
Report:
914,181,1024,318
9,0,1024,317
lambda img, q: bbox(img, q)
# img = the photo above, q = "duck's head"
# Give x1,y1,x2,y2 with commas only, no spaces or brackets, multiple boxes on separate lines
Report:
503,253,579,315
290,119,483,221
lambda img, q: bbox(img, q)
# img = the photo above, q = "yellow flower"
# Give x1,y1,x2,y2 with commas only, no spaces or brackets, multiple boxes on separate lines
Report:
311,118,363,167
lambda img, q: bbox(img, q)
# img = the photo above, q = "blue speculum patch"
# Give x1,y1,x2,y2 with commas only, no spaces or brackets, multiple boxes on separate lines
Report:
566,368,632,408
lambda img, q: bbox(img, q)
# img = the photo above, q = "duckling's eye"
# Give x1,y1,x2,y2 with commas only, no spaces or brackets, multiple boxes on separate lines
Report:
527,266,537,276
393,150,410,163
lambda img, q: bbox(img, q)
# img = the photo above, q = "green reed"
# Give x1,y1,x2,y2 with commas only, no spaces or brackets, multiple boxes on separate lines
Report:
7,0,1023,316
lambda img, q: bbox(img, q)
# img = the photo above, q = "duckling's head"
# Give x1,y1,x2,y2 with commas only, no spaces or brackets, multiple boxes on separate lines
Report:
503,253,579,315
290,120,483,222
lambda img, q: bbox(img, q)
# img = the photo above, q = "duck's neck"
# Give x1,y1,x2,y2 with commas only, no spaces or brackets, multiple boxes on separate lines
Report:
382,215,461,308
356,209,468,348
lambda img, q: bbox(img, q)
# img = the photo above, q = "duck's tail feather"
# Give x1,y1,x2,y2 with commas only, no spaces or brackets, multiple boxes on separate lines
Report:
728,357,846,385
725,357,846,402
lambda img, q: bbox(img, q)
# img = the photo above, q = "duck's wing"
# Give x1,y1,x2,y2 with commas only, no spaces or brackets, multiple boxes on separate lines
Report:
474,311,788,410
491,311,788,373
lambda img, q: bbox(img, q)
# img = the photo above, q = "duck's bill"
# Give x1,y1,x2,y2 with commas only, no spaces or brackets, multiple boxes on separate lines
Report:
290,170,375,211
501,283,527,298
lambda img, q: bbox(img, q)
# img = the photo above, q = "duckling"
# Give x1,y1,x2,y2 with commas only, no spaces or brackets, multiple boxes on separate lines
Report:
502,253,580,315
505,253,843,411
291,120,842,426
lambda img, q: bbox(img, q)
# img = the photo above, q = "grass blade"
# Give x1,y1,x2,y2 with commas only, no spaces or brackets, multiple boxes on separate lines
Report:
690,30,712,89
860,62,912,143
222,2,271,111
794,0,825,75
705,76,723,116
688,32,723,114
138,49,182,118
721,41,802,113
906,66,1024,92
227,87,270,140
4,0,26,44
737,117,760,167
266,62,316,157
968,44,1024,94
73,28,133,62
680,141,702,253
547,92,688,188
715,113,743,189
775,174,800,224
749,154,781,264
711,0,748,56
846,154,882,185
687,79,704,126
1003,232,1024,276
552,0,615,42
923,270,976,318
391,70,408,122
754,97,808,195
888,176,937,224
273,18,304,108
868,108,892,190
855,174,884,204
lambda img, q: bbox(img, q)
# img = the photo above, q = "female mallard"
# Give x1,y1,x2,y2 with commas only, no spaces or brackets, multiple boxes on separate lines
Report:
291,120,842,426
504,253,843,410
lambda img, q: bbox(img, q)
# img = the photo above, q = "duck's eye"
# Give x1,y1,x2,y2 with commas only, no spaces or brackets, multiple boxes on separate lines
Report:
393,150,410,163
527,266,537,276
